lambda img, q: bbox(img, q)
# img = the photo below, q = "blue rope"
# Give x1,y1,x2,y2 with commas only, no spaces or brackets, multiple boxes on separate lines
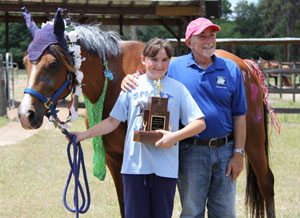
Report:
62,129,91,218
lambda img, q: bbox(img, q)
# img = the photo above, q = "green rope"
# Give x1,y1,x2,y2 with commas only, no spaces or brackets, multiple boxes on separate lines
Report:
83,78,108,181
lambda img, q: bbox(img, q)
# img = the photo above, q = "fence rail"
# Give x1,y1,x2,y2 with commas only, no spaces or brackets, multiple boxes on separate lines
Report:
262,65,300,113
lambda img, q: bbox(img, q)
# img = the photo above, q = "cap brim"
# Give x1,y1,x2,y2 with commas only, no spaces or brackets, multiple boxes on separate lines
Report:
192,24,221,36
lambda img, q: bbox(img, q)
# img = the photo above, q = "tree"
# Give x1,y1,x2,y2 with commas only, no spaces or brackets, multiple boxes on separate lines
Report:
220,0,233,19
0,23,31,68
234,1,264,38
259,0,300,61
260,0,299,37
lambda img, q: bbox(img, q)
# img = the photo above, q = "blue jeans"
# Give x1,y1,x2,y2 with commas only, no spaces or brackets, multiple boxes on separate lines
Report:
178,140,236,218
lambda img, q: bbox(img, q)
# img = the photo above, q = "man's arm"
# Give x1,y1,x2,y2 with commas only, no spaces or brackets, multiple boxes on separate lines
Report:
121,72,141,91
226,114,246,181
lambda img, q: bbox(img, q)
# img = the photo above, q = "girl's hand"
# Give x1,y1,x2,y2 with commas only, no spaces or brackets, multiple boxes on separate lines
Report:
67,132,82,143
154,130,176,148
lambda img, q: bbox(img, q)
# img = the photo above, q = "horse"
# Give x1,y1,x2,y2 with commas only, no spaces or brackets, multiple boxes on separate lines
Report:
18,9,279,218
257,57,293,87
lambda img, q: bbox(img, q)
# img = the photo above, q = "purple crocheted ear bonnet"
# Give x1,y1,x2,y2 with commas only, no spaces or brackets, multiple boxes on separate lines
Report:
22,7,68,61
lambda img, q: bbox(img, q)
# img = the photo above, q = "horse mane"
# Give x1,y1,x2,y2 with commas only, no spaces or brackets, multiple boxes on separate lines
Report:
73,24,122,58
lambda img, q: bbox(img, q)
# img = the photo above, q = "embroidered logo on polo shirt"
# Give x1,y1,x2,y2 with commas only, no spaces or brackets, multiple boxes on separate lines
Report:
216,76,226,87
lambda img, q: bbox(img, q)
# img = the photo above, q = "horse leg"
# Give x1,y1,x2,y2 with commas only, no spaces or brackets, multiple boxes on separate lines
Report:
106,153,125,218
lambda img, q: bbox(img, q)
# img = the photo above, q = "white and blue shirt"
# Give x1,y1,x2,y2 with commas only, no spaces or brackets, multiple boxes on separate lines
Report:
110,74,204,178
168,53,247,139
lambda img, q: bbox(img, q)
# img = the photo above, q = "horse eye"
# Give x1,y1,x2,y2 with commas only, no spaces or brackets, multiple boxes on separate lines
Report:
49,61,59,69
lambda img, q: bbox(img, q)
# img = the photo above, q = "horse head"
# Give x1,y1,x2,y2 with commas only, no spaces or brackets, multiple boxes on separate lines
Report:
18,8,75,129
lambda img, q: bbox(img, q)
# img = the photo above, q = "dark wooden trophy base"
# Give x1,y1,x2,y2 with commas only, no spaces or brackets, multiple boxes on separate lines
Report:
133,130,163,144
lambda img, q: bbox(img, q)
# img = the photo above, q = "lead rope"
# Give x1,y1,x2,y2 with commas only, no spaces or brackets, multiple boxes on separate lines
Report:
48,118,91,218
62,129,90,218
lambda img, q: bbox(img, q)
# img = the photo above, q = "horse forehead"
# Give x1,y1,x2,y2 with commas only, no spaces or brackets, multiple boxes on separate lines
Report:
27,24,67,61
41,53,57,62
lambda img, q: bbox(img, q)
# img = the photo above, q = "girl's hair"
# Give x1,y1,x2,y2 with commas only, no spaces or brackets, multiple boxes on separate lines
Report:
142,38,173,59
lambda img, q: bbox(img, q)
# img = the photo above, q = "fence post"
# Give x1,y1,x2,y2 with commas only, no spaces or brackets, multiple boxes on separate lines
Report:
292,63,296,102
278,62,282,99
0,54,7,116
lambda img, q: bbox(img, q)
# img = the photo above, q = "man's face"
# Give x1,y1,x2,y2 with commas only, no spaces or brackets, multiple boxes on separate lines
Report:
186,28,217,58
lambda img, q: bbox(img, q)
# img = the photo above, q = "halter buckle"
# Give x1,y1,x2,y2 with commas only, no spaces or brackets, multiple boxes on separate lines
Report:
44,98,53,109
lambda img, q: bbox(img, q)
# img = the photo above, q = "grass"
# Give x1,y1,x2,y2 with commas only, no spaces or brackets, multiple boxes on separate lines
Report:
0,113,300,218
0,116,9,127
269,93,300,123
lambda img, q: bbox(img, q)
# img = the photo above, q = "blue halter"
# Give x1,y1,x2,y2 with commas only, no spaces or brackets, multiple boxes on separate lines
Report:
23,73,73,118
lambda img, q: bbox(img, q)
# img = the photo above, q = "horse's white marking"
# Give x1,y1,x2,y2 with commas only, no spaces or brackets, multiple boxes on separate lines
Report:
28,64,37,87
19,94,33,115
19,64,37,115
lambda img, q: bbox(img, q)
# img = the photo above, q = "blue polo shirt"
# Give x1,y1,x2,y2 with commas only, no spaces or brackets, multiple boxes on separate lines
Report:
168,53,247,139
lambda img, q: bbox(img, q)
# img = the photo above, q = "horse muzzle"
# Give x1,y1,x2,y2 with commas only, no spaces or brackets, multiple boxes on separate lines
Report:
18,95,45,129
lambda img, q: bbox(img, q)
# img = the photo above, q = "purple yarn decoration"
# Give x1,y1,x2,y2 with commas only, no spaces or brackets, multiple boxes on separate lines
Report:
22,7,39,37
22,7,68,61
253,107,262,123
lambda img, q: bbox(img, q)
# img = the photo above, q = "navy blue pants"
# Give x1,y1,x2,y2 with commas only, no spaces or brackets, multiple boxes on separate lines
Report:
122,174,177,218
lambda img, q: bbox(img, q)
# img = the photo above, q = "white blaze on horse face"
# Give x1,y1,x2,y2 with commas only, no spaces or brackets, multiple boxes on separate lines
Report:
19,64,37,115
28,64,37,88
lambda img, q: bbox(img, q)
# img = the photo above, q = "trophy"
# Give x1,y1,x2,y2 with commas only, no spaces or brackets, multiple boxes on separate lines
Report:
133,78,170,144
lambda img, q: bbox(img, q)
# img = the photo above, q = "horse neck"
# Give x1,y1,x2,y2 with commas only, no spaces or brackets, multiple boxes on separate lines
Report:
79,42,145,115
79,50,120,104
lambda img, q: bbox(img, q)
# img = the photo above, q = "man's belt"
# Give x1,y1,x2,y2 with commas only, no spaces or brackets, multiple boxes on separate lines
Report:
182,133,234,147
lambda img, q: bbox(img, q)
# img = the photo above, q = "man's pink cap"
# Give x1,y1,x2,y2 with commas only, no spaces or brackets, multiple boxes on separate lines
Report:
185,17,221,40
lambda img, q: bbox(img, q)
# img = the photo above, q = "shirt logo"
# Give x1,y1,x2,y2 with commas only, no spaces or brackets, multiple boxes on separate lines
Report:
216,76,226,86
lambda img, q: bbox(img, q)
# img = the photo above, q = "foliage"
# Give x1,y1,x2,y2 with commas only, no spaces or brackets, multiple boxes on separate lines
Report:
0,23,31,68
215,0,300,61
234,1,264,38
220,0,233,19
259,0,300,61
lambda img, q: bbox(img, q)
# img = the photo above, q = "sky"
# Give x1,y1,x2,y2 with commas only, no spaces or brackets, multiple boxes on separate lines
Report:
230,0,259,10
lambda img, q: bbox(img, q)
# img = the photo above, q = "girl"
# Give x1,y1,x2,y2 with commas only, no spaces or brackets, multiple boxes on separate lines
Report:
74,38,206,218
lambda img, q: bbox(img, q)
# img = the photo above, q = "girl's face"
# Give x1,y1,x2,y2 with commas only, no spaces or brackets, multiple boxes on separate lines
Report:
142,48,170,80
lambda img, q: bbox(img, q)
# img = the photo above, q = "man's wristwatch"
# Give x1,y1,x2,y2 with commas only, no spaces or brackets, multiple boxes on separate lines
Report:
234,148,245,155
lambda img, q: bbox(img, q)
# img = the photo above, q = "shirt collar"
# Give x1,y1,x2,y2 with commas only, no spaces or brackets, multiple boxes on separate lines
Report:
186,52,226,71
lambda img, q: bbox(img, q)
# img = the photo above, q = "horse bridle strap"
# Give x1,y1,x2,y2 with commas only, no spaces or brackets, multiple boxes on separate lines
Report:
24,73,73,118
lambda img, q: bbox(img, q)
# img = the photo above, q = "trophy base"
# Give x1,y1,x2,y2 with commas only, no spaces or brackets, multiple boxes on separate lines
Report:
133,130,163,144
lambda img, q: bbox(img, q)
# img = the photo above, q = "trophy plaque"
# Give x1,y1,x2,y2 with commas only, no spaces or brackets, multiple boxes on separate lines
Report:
133,78,170,144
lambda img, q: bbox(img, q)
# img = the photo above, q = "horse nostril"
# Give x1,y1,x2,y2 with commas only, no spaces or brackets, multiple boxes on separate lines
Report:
27,109,36,121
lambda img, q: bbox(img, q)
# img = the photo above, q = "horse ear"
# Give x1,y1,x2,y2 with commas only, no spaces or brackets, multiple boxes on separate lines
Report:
21,7,39,37
54,8,66,36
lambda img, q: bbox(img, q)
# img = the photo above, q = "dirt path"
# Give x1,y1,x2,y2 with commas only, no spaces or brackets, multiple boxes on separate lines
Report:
0,107,84,146
0,108,40,146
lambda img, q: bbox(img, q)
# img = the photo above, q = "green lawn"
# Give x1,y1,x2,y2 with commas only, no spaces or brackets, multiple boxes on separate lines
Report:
0,116,9,127
0,94,300,218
